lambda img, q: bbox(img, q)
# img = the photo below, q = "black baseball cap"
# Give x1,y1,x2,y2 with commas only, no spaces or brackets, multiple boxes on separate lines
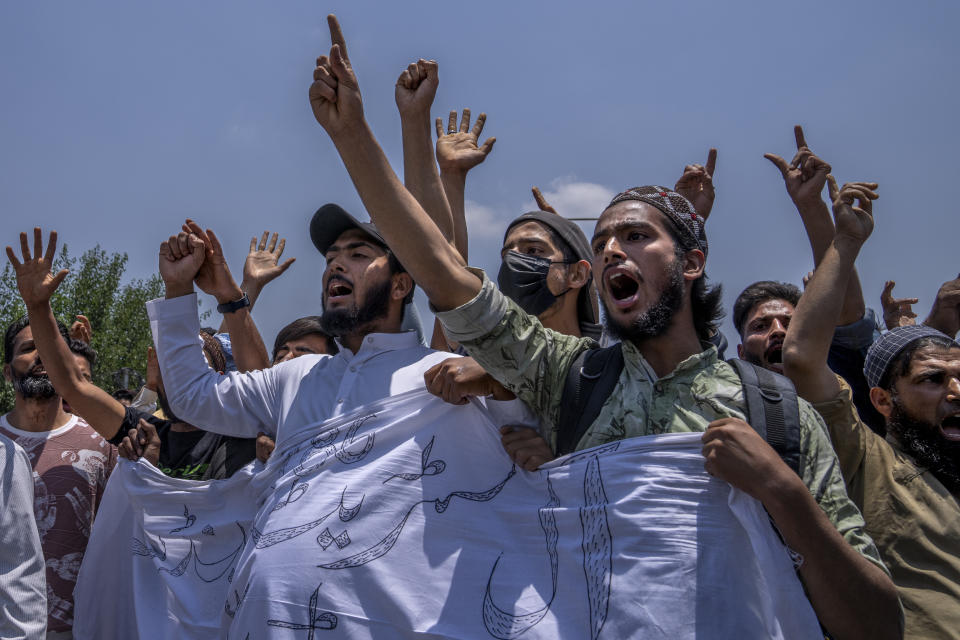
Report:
309,203,387,257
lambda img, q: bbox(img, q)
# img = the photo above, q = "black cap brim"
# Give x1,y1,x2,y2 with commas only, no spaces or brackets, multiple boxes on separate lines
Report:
309,203,387,257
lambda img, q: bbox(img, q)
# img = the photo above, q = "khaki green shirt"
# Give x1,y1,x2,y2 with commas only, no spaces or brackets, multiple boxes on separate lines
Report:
438,271,886,575
813,377,960,639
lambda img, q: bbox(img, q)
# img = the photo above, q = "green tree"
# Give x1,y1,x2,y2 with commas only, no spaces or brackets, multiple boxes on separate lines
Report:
1,244,165,413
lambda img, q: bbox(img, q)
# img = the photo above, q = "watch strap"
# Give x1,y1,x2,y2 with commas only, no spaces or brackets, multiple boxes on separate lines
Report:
217,292,250,314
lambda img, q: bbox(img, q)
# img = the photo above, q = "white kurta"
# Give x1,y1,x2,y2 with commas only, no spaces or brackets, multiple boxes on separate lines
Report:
146,293,534,445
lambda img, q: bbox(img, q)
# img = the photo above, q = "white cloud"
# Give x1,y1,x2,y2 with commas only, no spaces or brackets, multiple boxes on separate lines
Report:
464,199,511,240
523,178,616,222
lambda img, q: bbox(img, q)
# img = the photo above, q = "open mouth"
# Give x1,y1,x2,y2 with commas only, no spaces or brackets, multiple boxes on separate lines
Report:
604,268,640,308
326,278,353,301
940,414,960,441
765,344,783,365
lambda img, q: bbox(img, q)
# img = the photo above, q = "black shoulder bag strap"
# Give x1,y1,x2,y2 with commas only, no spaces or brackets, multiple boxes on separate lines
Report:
557,344,624,456
727,358,802,476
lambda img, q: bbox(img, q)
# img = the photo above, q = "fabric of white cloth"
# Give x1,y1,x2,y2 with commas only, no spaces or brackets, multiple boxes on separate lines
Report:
0,433,47,640
74,389,821,640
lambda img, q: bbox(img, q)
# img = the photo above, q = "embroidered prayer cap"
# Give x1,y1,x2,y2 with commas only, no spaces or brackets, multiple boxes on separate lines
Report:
606,186,708,257
863,324,960,389
310,203,388,257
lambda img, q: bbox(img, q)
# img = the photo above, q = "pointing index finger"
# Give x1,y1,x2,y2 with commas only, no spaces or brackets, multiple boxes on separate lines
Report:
327,14,348,61
794,125,807,150
705,148,717,176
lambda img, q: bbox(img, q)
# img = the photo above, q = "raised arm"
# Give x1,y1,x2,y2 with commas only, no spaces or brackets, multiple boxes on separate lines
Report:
674,148,717,221
215,229,296,335
184,220,271,371
151,229,279,438
396,59,457,252
765,126,866,325
309,15,479,311
783,176,877,404
436,109,496,261
6,228,125,439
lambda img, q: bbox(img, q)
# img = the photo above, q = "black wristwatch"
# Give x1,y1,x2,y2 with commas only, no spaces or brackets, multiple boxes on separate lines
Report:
216,292,251,314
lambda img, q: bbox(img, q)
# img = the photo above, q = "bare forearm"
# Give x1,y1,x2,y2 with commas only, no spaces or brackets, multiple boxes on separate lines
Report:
795,198,834,266
784,238,860,402
764,479,901,640
221,308,271,372
328,122,480,310
401,114,456,245
24,301,123,438
796,197,865,326
440,170,469,261
217,280,264,334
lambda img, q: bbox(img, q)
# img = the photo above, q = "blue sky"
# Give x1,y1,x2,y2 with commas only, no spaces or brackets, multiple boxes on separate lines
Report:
2,1,958,351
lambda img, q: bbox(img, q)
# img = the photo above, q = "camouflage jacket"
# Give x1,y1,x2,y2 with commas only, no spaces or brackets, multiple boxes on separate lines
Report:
437,270,887,574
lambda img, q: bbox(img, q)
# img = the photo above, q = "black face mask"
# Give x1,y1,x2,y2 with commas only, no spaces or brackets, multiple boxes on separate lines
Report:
497,251,570,317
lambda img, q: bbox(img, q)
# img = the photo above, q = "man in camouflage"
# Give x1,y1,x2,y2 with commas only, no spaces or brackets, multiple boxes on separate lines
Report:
306,16,901,638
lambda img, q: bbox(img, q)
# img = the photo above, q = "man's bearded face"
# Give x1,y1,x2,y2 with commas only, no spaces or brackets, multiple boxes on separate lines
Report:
11,362,56,399
888,394,960,492
321,275,392,338
602,255,684,343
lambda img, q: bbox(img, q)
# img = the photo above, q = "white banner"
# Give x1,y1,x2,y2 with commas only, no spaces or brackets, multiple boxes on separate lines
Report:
74,389,821,639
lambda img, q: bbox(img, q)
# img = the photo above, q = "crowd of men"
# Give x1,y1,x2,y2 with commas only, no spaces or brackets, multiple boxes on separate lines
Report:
1,14,958,640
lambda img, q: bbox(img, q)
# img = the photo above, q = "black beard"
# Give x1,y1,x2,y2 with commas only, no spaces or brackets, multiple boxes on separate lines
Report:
321,277,393,338
12,371,56,400
603,258,684,343
888,397,960,492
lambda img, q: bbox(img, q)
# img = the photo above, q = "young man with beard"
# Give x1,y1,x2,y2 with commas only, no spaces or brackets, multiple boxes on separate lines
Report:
0,312,116,639
306,16,899,638
782,177,960,637
143,206,528,469
5,229,256,482
733,280,800,375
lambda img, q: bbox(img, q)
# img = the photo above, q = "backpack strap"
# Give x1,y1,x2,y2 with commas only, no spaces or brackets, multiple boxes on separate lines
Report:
727,359,802,476
557,344,624,456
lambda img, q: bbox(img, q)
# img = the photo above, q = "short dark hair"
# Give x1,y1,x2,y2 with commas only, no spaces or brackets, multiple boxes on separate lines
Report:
732,281,801,336
68,338,97,369
4,315,69,364
879,335,958,391
661,219,724,342
272,316,338,361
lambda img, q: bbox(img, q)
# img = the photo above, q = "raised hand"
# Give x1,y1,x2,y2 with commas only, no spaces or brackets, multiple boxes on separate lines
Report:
69,315,93,344
880,281,918,330
158,230,206,298
145,346,161,392
924,274,960,337
5,228,69,309
674,148,717,220
309,15,364,135
531,187,558,214
435,109,495,175
828,175,877,244
764,125,832,207
395,59,439,118
243,231,295,290
181,220,243,304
